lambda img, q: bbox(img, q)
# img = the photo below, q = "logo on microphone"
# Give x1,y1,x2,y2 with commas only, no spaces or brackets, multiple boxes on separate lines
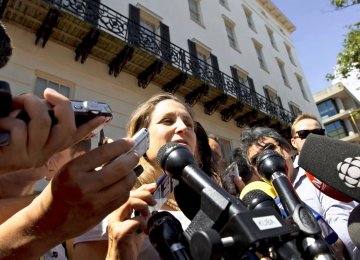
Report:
337,157,360,188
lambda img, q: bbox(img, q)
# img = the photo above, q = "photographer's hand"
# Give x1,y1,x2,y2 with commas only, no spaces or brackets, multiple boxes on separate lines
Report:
0,89,106,174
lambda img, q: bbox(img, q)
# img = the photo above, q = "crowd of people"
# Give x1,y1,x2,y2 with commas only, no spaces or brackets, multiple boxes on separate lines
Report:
1,20,359,260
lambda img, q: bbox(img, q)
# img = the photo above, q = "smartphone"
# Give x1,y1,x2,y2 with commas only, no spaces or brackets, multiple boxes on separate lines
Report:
16,100,113,137
112,128,149,161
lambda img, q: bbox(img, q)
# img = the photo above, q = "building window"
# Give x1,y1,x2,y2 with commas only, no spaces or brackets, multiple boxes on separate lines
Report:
289,102,302,117
317,99,338,119
253,40,267,71
188,0,202,24
243,6,256,32
264,87,280,105
325,120,347,139
231,66,249,86
223,18,238,50
137,5,162,52
263,86,283,115
266,26,277,50
284,43,296,66
211,135,232,165
277,59,290,87
295,74,309,101
140,19,157,33
34,71,74,98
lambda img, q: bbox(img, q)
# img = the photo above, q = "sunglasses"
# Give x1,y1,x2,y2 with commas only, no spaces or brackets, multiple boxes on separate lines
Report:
250,143,277,166
294,128,325,140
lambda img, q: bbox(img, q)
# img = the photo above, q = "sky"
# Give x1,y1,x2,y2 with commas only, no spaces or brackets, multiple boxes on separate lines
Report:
271,0,360,94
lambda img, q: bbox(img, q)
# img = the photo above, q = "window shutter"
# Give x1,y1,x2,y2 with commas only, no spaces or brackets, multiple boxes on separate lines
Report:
188,39,199,77
247,76,258,109
160,22,171,64
263,87,270,100
84,0,100,26
128,4,140,46
230,66,239,83
247,76,255,93
210,54,224,91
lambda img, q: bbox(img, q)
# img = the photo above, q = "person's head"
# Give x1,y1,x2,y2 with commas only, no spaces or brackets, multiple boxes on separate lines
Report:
194,122,214,174
208,135,223,161
127,93,196,185
231,147,256,185
291,114,325,153
0,22,12,69
239,127,295,181
194,121,222,185
46,139,91,180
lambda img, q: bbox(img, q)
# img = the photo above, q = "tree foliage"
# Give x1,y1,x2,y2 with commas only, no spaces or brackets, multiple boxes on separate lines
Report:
326,1,360,80
331,0,360,8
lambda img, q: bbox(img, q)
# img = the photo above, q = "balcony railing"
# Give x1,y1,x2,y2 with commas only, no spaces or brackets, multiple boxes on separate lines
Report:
7,0,295,126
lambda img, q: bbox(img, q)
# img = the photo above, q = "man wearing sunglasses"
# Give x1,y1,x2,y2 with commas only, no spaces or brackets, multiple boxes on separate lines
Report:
291,114,359,259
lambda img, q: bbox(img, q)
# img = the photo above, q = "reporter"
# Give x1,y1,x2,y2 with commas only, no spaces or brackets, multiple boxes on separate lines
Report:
73,93,204,259
0,137,139,259
0,88,106,174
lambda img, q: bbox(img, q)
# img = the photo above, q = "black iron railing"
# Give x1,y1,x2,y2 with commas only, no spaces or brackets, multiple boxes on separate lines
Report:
41,0,294,125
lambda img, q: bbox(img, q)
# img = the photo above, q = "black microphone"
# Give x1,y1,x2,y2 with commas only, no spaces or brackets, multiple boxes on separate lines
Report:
242,189,303,260
299,134,360,203
242,189,279,212
147,211,191,260
256,149,332,259
348,204,360,249
156,142,249,217
157,142,300,259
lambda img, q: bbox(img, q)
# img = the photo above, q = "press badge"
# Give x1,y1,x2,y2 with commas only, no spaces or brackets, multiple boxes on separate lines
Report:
148,172,178,212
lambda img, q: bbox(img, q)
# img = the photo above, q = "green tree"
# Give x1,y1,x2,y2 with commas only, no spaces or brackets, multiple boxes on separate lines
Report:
326,1,360,80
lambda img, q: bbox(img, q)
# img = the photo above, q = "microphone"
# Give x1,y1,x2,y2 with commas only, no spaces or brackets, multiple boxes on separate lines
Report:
242,189,280,213
242,189,302,259
256,149,332,259
240,181,277,200
157,142,300,259
298,134,360,203
348,204,360,248
240,181,287,218
147,211,191,260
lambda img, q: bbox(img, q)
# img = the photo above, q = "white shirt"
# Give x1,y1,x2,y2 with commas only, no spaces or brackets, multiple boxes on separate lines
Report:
293,155,360,259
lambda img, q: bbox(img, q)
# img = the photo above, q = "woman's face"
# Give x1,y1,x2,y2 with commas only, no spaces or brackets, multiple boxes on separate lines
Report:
146,99,196,163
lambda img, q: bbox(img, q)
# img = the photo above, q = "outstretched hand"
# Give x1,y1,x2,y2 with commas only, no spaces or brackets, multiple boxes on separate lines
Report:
0,89,106,174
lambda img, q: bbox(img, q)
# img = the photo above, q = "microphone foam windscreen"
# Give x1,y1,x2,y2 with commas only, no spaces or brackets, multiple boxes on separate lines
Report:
348,204,360,248
299,134,360,203
240,181,277,200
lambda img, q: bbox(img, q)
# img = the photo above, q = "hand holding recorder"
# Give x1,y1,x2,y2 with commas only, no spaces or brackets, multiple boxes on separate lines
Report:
0,87,111,174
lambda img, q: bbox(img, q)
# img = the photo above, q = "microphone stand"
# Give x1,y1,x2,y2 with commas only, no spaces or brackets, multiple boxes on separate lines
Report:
256,149,333,259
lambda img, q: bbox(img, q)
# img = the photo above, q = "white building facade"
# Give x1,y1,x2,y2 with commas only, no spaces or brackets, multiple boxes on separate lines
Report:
0,0,318,161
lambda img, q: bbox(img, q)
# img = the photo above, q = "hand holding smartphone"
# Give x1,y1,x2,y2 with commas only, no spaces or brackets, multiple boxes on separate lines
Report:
114,128,149,160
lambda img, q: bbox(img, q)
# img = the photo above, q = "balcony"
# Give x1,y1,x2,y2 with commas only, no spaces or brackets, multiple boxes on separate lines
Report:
0,0,295,137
